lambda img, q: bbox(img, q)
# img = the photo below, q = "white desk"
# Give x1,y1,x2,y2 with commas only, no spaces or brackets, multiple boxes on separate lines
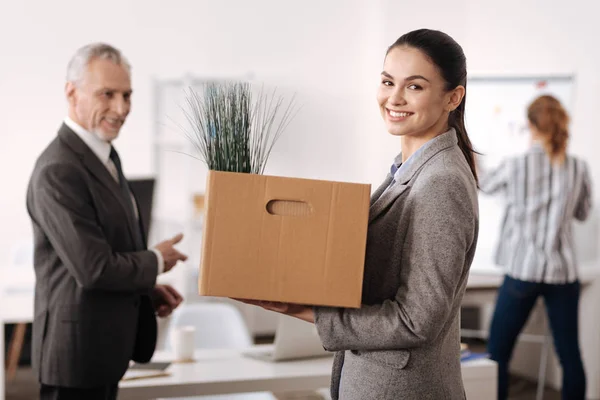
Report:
119,347,497,399
0,268,35,400
3,266,598,400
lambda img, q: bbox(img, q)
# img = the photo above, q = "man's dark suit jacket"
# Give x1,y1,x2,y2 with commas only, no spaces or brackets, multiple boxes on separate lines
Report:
26,123,159,387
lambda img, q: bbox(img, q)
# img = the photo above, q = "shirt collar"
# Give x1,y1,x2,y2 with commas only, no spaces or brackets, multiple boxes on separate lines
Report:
530,141,545,152
64,116,112,165
391,128,455,183
392,144,424,182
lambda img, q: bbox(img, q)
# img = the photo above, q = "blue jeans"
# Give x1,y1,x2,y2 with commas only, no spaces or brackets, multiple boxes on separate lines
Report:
487,275,586,400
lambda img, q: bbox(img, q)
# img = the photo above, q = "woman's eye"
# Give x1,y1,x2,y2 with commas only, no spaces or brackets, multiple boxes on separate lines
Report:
408,84,422,90
382,80,393,87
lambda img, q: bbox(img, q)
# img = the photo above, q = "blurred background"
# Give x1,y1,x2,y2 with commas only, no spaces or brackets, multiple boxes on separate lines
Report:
1,1,599,399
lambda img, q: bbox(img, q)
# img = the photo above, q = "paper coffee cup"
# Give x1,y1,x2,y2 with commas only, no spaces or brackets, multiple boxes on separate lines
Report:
171,325,195,362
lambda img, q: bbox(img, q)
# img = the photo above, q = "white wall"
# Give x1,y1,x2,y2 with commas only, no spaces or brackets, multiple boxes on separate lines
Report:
0,0,383,264
2,1,598,259
464,0,600,178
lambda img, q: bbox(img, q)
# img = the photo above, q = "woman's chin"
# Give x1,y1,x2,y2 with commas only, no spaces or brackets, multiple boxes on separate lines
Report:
386,126,409,137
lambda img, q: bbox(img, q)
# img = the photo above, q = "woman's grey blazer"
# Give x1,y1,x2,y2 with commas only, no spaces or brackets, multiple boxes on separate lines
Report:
314,129,479,400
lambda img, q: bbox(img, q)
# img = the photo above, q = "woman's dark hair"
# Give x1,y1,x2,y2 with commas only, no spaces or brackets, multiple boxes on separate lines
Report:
387,29,478,184
527,95,569,164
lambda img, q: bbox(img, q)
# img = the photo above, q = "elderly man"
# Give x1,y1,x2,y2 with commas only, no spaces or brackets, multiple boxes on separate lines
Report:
26,43,187,400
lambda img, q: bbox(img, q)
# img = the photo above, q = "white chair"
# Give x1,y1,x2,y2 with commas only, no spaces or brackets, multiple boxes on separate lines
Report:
164,302,276,400
166,302,253,350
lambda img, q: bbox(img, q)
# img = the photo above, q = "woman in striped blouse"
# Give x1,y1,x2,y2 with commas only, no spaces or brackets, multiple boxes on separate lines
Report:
481,94,593,400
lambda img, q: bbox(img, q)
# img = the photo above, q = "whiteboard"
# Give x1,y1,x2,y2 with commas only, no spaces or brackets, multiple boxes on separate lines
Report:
466,76,574,166
464,76,578,271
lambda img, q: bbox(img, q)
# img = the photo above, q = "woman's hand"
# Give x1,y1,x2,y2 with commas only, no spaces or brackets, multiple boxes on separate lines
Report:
234,299,315,323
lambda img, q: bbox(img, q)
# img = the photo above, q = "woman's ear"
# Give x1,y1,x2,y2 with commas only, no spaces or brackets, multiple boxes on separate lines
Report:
446,85,465,112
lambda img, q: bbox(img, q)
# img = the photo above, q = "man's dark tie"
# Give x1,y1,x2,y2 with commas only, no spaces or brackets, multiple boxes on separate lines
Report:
109,146,145,249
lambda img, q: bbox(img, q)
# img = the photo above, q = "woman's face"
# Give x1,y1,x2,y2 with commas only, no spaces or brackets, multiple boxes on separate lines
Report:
377,46,459,139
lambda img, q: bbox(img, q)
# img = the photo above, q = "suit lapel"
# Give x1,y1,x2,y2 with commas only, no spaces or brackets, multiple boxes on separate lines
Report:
57,124,141,247
368,128,459,223
369,181,410,223
370,175,393,206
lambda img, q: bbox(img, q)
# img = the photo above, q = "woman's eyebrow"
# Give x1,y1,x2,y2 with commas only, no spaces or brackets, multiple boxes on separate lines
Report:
380,71,430,83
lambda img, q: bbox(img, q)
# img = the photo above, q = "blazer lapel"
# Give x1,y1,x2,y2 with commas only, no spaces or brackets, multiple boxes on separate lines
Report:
368,128,459,223
58,124,141,244
369,181,410,223
370,175,393,206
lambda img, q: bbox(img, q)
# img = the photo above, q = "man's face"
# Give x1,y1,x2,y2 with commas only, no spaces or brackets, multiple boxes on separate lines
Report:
66,58,132,142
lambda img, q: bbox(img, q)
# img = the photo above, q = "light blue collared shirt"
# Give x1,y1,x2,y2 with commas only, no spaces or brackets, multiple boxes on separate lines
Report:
385,144,428,193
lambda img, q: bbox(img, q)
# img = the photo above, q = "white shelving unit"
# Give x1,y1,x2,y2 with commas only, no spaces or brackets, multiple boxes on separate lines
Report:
150,74,278,337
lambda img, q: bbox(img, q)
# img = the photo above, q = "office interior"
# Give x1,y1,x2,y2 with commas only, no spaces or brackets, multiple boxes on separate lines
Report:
1,1,599,399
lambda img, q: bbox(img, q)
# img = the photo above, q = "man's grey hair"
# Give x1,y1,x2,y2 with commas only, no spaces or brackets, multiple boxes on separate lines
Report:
66,43,131,84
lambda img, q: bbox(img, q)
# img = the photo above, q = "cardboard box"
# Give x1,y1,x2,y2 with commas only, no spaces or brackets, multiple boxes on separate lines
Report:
198,171,370,308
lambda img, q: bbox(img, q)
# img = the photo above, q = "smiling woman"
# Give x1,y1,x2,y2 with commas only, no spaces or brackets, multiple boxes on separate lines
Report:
378,54,451,140
245,29,480,400
377,33,477,181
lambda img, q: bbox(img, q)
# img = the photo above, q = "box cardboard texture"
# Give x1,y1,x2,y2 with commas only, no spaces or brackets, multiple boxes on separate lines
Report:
198,171,371,308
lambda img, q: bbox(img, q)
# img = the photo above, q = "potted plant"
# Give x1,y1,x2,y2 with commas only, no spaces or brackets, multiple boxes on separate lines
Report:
181,81,297,174
180,81,369,308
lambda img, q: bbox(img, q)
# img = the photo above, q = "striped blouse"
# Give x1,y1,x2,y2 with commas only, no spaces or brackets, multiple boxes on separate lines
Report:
480,144,593,283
